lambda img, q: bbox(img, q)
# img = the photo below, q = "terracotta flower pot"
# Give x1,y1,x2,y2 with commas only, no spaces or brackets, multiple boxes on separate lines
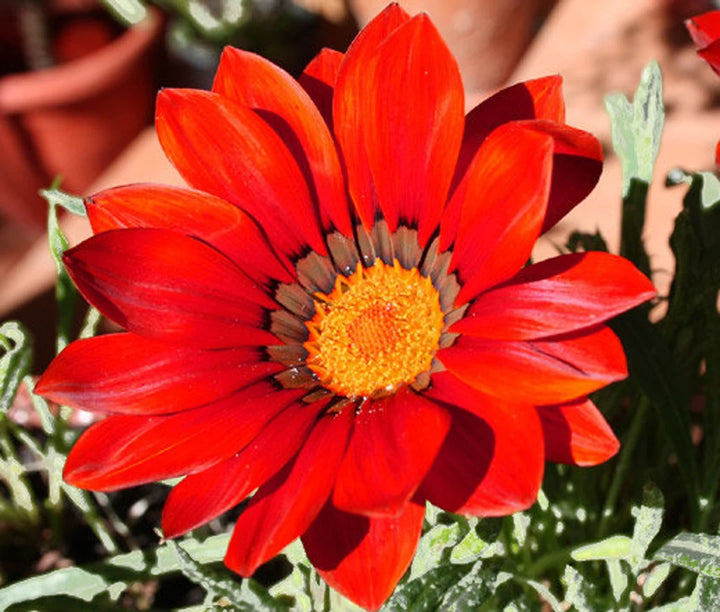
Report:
347,0,556,94
0,5,162,232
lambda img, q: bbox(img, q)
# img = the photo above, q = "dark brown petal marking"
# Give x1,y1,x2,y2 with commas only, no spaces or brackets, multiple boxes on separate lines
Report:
267,344,309,366
326,232,361,276
369,219,395,265
275,283,315,318
270,309,309,344
296,251,337,294
392,226,423,270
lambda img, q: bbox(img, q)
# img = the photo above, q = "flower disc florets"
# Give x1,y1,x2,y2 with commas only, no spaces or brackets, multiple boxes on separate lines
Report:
304,260,444,399
268,224,465,402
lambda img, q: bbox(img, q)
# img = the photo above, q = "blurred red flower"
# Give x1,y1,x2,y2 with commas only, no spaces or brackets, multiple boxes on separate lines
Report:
36,4,656,609
687,10,720,74
687,10,720,165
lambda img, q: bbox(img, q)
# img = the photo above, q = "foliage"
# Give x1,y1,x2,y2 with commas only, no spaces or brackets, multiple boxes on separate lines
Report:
0,60,719,609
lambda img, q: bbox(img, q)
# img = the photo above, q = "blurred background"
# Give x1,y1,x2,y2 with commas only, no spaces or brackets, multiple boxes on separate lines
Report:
0,0,719,371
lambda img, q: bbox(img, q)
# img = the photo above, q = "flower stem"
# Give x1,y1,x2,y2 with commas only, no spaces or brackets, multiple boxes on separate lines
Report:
599,397,649,537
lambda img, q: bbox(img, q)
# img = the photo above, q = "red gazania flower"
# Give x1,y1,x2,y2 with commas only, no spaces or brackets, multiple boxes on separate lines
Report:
686,10,720,165
36,4,656,609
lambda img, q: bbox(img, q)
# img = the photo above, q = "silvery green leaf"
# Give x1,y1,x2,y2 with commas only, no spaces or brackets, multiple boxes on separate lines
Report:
607,559,629,602
647,596,694,612
410,522,462,579
630,484,665,571
382,563,471,611
40,188,86,217
643,562,673,598
438,562,493,610
697,171,720,210
512,512,531,546
605,60,664,197
0,533,232,608
0,321,32,413
450,526,493,564
691,575,720,610
168,539,282,610
524,579,563,612
563,566,593,612
655,533,720,578
571,535,632,561
100,0,148,25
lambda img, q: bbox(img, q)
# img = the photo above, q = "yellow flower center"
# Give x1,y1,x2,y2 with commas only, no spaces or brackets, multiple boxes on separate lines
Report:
304,260,444,399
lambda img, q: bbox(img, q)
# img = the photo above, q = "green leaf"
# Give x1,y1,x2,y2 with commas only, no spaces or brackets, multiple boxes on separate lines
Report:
571,535,632,562
607,559,629,602
512,512,531,547
523,579,564,612
647,596,694,612
268,540,320,610
691,575,720,610
609,310,698,509
41,189,82,354
605,60,664,198
40,188,86,218
0,321,32,414
664,172,720,516
438,563,494,610
450,525,494,565
7,594,147,612
655,533,720,578
409,521,463,579
605,61,663,275
630,484,665,571
643,562,673,598
563,566,593,612
0,567,110,608
695,171,720,210
0,533,232,608
168,539,287,611
100,0,148,25
382,563,471,611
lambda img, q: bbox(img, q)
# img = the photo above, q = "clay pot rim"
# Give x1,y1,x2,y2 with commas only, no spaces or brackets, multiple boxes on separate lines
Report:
0,7,162,114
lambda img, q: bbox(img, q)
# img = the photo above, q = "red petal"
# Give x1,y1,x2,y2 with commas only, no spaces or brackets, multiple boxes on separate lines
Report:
333,389,450,516
156,89,325,258
420,374,544,515
333,3,410,229
686,11,720,48
452,252,656,340
439,325,628,405
302,499,425,611
63,383,304,491
298,48,343,128
35,333,278,414
213,48,352,236
64,228,276,349
445,116,601,248
698,40,720,75
161,398,328,538
86,184,292,286
520,119,604,233
349,14,464,245
224,405,353,575
537,398,619,466
452,76,564,189
446,123,554,304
